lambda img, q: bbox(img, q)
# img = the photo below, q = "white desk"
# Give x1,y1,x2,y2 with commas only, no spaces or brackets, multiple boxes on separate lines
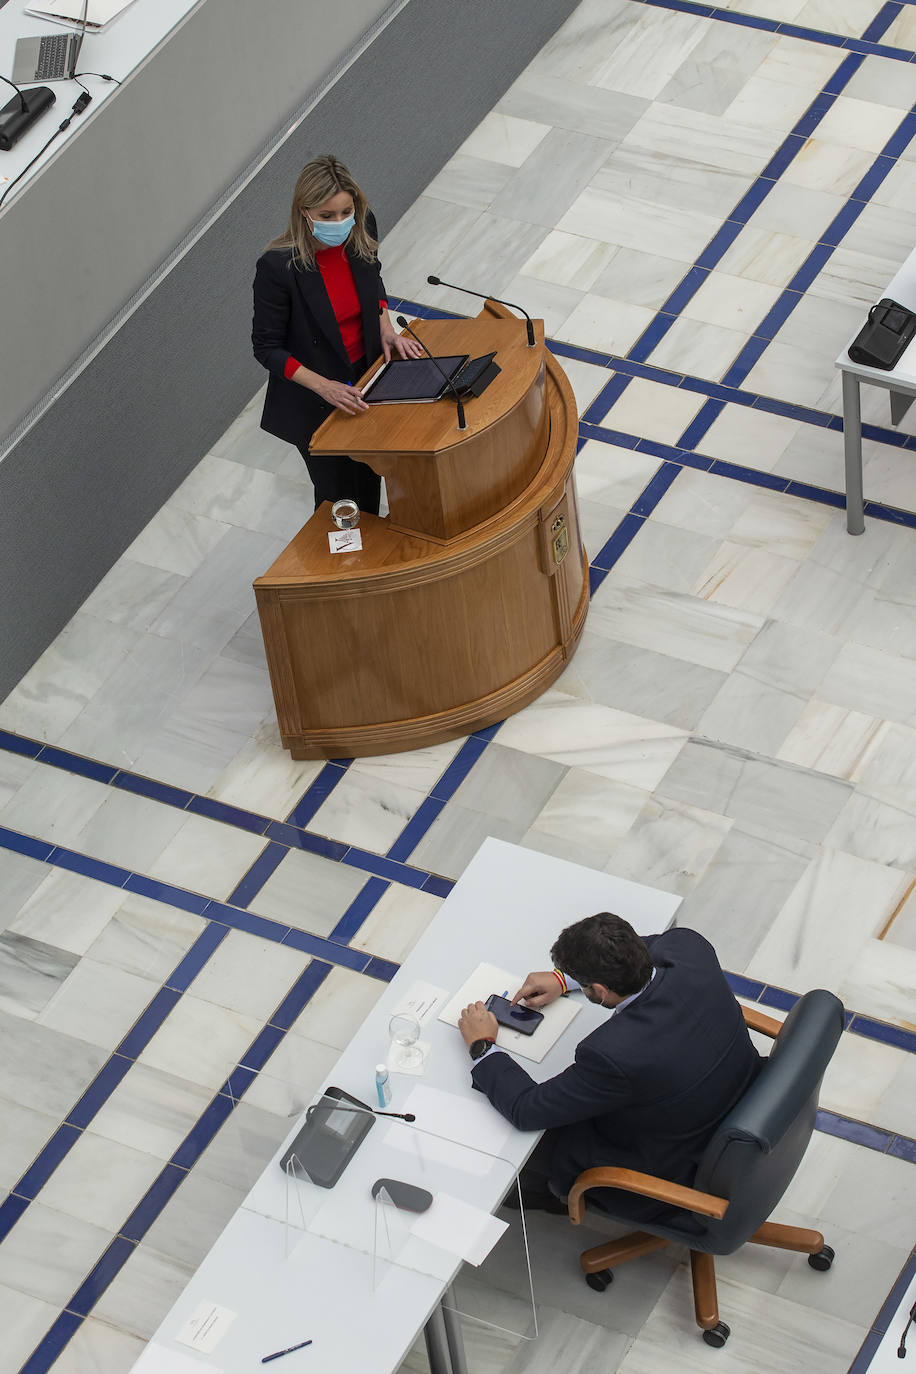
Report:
836,246,916,534
0,0,199,203
132,839,681,1374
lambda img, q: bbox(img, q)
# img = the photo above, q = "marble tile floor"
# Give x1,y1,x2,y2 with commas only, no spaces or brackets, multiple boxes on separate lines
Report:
4,0,916,1371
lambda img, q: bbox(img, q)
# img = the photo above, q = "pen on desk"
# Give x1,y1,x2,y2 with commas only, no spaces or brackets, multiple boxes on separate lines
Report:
261,1338,312,1363
502,989,509,999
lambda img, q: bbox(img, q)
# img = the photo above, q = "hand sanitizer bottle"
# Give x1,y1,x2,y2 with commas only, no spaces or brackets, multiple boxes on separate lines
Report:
375,1064,391,1108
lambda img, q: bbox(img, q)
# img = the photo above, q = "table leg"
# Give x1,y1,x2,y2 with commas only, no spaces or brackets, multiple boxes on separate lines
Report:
890,390,915,427
442,1287,468,1374
842,370,865,535
423,1303,453,1374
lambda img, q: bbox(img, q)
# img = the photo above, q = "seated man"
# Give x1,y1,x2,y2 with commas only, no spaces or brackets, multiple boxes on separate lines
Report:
457,913,761,1217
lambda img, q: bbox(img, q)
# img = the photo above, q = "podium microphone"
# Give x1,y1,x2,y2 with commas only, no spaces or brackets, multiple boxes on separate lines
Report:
427,275,536,347
395,315,467,431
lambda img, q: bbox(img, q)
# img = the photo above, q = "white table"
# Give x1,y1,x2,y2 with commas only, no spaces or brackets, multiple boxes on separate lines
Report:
0,0,198,202
132,839,681,1374
836,246,916,534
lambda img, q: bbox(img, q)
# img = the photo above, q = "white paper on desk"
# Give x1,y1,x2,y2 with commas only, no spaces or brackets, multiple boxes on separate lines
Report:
393,979,448,1025
410,1192,508,1266
132,1345,221,1374
176,1300,236,1354
438,961,581,1063
398,1083,515,1157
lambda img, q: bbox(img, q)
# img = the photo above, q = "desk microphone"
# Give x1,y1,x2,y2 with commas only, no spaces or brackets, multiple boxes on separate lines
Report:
427,275,536,347
898,1299,916,1358
308,1101,416,1123
395,315,467,431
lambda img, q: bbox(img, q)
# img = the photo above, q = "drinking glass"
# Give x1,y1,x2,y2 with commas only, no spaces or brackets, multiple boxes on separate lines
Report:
331,498,360,530
388,1011,423,1070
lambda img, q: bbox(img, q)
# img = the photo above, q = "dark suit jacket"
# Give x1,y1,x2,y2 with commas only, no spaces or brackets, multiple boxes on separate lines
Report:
251,212,387,446
472,928,761,1198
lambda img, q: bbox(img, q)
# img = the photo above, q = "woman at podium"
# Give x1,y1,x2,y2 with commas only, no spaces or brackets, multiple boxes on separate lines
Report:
251,154,422,513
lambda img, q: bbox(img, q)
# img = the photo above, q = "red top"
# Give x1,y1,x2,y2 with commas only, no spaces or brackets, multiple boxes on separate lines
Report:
283,245,386,379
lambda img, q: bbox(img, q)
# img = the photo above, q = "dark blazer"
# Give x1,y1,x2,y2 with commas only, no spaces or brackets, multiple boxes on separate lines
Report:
251,211,387,446
472,928,761,1197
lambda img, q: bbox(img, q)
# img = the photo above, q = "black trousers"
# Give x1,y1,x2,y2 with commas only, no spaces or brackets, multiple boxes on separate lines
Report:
297,451,382,515
296,354,381,516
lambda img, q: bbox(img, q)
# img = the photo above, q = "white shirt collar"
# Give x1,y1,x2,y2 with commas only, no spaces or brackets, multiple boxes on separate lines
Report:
612,965,656,1015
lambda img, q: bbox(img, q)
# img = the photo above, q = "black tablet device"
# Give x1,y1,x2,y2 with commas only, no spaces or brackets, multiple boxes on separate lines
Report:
280,1086,375,1188
362,355,469,404
453,352,499,394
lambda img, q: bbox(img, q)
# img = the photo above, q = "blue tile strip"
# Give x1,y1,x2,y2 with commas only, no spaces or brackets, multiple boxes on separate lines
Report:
66,1236,137,1318
13,1125,82,1200
165,921,231,992
286,760,353,827
225,841,289,909
848,1328,887,1374
329,876,391,944
18,1312,85,1374
0,1192,29,1244
65,1055,135,1130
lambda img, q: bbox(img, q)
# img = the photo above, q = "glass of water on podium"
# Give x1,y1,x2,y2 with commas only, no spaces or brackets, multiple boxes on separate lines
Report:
331,498,360,530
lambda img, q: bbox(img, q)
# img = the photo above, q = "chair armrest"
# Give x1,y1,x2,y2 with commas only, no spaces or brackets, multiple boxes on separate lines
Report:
741,1004,783,1038
566,1167,729,1225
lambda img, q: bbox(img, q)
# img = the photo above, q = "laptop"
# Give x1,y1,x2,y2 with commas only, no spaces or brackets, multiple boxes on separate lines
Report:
11,0,88,84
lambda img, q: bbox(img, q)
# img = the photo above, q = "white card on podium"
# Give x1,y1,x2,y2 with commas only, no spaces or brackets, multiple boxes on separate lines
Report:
328,528,362,553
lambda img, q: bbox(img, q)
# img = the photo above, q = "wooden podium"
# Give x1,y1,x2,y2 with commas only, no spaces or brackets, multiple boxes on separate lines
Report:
254,303,588,760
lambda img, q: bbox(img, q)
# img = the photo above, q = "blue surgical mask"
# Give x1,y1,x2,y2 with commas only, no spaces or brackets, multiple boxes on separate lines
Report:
308,213,355,247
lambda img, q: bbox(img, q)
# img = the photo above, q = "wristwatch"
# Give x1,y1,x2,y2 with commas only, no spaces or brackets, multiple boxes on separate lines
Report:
469,1037,495,1061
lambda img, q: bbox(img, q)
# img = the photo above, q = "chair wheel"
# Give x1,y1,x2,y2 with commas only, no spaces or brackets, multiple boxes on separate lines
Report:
808,1245,835,1272
702,1322,730,1348
585,1268,613,1292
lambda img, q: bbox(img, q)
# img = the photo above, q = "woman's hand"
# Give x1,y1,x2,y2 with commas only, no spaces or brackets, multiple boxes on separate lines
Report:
380,313,426,362
309,375,369,414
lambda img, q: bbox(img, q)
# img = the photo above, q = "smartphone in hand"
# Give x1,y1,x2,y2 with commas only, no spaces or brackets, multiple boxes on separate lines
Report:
485,993,544,1036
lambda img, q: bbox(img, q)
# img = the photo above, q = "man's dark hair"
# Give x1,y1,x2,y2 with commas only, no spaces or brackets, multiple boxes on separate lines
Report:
551,912,652,997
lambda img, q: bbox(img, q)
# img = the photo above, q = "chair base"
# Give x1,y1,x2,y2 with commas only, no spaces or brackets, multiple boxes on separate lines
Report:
580,1220,829,1337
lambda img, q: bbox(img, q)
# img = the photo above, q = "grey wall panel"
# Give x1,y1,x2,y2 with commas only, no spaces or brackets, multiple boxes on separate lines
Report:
0,0,393,438
0,0,578,701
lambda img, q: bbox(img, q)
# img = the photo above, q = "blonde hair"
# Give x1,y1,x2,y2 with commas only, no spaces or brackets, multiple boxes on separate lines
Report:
268,155,377,270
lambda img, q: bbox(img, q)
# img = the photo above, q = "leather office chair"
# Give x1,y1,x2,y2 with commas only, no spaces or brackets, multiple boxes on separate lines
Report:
566,989,845,1347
